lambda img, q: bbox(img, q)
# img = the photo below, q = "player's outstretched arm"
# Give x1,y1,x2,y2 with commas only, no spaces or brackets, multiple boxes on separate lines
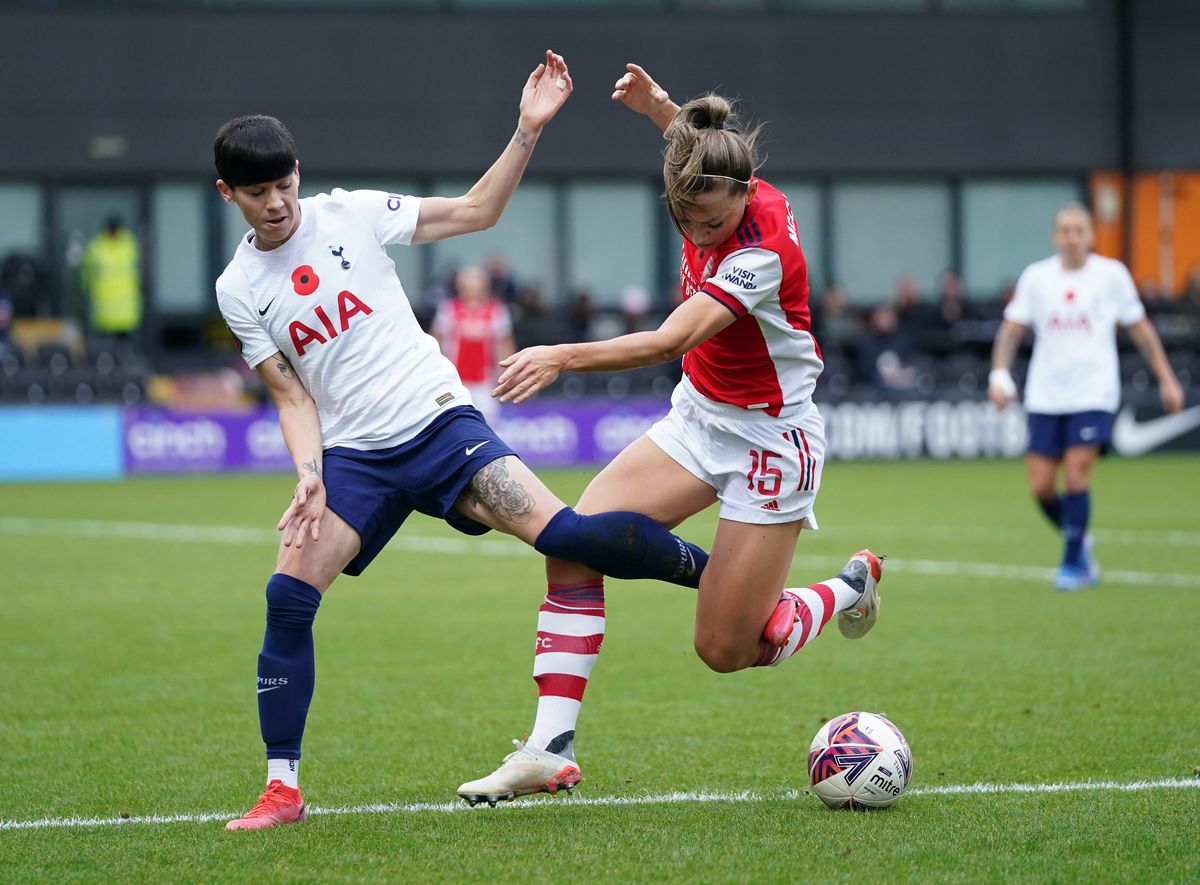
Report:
257,352,326,547
611,63,679,133
1126,317,1185,413
493,291,735,404
412,51,572,244
987,320,1027,410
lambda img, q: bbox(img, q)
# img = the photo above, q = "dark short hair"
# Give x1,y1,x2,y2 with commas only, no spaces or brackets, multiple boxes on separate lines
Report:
214,114,298,188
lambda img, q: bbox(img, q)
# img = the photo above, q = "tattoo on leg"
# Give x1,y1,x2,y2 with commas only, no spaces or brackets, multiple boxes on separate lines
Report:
467,460,535,524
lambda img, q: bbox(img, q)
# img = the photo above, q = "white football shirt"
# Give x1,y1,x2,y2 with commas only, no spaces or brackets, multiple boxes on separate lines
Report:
216,189,472,450
1005,253,1145,414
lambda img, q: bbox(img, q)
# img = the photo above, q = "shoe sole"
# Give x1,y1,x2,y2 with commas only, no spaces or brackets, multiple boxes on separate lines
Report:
459,765,581,808
225,804,307,831
837,550,884,639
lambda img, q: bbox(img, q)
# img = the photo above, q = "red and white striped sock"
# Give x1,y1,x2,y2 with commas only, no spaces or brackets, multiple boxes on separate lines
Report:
757,577,861,667
527,579,605,759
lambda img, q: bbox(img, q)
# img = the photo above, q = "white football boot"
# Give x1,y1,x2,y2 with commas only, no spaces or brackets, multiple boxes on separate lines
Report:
836,549,885,639
457,739,581,807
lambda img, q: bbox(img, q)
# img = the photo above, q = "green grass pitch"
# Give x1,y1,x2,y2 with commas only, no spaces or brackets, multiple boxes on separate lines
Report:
1,456,1198,882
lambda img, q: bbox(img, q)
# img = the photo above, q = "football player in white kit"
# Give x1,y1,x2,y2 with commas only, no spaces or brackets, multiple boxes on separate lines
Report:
214,52,718,831
988,203,1183,590
457,64,883,807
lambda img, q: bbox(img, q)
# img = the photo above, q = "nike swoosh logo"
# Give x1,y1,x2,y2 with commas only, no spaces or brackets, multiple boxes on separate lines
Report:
464,441,490,456
257,686,283,694
258,297,276,317
1112,405,1200,456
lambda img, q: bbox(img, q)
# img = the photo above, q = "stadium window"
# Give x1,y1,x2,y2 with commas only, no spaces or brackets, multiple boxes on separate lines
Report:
960,178,1083,299
427,179,556,302
565,181,657,309
830,180,951,304
53,186,142,321
151,184,208,316
0,183,43,259
770,180,824,293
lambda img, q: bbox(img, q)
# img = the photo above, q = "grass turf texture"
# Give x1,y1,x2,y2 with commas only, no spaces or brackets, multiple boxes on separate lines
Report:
1,457,1197,882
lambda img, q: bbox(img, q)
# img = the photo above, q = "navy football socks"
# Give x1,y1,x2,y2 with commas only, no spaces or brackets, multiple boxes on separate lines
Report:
1036,494,1064,529
534,507,708,589
258,573,322,760
1060,490,1090,569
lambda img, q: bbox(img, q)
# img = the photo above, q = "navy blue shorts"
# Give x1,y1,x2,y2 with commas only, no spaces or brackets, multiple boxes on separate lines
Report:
1027,411,1115,459
322,406,518,576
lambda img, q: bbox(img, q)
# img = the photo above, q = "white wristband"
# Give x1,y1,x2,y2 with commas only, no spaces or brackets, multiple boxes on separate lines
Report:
988,368,1018,398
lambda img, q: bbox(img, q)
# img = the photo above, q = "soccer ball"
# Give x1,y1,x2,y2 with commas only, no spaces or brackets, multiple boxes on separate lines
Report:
808,711,912,809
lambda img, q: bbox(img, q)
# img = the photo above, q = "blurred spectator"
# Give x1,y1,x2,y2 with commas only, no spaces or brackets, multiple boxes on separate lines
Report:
857,304,917,394
920,270,976,354
936,271,975,325
890,274,936,343
619,284,654,334
567,290,598,341
810,282,859,359
486,252,519,304
431,265,514,423
81,216,142,346
513,286,568,349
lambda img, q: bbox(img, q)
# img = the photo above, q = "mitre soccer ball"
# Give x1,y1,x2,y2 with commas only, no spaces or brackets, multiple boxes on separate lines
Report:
808,711,912,809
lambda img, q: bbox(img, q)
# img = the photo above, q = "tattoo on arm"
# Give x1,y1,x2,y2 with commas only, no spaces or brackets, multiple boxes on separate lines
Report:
276,358,296,380
302,459,321,479
466,459,535,524
514,128,532,150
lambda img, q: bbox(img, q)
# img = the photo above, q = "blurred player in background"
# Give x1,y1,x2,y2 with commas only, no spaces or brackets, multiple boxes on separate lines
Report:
432,265,514,425
988,203,1184,590
458,63,882,807
213,52,716,831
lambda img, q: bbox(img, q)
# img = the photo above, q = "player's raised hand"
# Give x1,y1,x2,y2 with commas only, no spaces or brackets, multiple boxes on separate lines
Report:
612,63,675,124
493,345,568,404
519,50,573,132
278,473,325,548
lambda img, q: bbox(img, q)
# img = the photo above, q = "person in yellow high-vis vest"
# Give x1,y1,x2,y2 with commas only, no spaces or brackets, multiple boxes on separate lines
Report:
81,217,142,338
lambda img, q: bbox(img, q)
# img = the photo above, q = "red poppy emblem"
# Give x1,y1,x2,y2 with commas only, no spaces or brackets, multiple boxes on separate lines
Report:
292,265,319,296
1065,290,1075,302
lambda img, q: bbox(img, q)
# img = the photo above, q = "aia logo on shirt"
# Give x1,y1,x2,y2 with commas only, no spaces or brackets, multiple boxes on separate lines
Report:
1046,312,1092,334
286,264,375,356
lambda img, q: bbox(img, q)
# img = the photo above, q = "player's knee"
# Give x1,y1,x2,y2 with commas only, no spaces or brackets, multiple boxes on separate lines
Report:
1029,477,1056,499
693,634,750,674
264,573,322,629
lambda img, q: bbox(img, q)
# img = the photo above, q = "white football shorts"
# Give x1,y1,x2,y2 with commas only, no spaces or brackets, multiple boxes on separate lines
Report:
646,377,825,527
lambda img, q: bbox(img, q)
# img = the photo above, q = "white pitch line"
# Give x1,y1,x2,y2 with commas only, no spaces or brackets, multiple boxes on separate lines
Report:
1,778,1196,832
1,516,1198,588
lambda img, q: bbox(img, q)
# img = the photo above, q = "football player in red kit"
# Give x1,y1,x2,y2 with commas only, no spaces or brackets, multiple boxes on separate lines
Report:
458,63,883,806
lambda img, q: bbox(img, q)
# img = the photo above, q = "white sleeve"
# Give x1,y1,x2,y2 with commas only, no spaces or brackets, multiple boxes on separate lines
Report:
1112,260,1147,326
699,247,783,316
217,281,277,369
338,188,423,247
1004,264,1037,326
